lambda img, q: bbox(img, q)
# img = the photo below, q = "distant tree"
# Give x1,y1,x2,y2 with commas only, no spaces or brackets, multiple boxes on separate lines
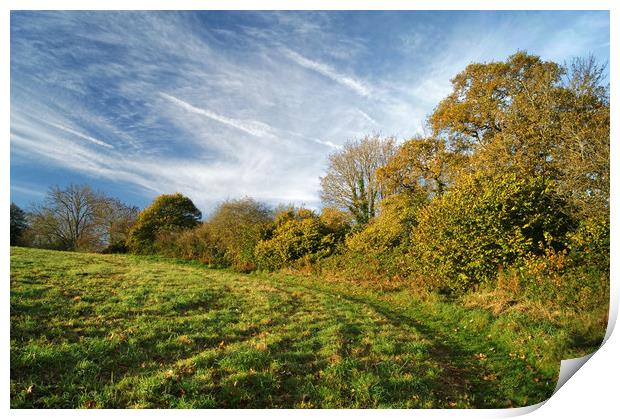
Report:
27,185,101,250
320,134,397,224
127,193,201,254
10,203,28,246
25,184,137,251
95,197,139,253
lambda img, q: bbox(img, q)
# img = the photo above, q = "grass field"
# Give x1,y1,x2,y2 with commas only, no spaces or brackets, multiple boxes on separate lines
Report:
10,247,605,408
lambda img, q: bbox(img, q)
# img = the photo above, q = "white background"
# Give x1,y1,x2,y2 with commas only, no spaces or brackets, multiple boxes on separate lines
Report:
2,1,617,418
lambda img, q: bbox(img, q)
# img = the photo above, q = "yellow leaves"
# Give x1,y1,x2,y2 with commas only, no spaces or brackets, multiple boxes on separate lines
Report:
177,335,193,345
164,369,176,379
107,331,127,343
328,354,342,365
177,361,196,376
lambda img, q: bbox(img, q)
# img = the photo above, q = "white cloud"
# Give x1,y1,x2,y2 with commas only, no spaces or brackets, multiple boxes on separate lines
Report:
283,48,372,98
160,93,276,139
42,120,115,149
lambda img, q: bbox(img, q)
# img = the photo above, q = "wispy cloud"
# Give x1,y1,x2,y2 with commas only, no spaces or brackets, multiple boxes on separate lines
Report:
160,92,276,139
283,48,372,98
42,120,115,149
10,184,46,199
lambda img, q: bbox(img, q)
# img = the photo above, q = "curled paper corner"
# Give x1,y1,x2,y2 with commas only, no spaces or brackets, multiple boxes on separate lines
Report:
495,354,596,417
547,300,618,397
553,353,594,394
495,305,616,416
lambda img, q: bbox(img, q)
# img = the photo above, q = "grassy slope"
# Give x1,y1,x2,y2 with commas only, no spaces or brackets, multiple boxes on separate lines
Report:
10,247,602,408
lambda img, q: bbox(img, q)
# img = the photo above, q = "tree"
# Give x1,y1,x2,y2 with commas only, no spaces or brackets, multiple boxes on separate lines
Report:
556,56,609,217
10,203,28,246
27,184,100,250
377,136,464,198
25,184,138,251
126,193,201,254
428,51,609,217
429,51,563,153
320,134,397,224
95,197,139,253
202,197,273,271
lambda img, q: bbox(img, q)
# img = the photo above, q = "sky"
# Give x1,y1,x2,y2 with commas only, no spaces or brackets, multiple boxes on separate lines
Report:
10,10,610,215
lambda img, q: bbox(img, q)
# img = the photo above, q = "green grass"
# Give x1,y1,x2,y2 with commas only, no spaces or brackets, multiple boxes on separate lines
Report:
10,247,604,408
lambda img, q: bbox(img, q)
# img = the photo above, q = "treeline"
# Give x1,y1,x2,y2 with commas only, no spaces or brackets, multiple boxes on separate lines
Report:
11,52,609,311
10,185,138,253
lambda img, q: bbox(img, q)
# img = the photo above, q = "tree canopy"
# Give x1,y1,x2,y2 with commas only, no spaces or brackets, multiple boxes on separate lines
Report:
320,135,397,224
428,51,609,217
10,203,28,246
126,193,201,254
24,184,138,251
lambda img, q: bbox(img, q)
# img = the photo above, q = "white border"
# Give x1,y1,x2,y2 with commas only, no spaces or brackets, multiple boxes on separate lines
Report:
3,1,616,418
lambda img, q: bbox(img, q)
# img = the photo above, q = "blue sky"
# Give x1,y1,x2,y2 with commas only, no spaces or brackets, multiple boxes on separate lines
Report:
10,10,610,214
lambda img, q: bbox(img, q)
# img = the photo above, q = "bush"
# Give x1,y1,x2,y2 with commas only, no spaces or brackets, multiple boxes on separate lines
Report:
565,214,609,274
408,173,575,292
255,207,344,271
101,240,129,254
319,193,427,282
126,193,201,254
205,198,273,271
170,198,272,271
346,192,425,254
508,213,610,311
171,224,227,266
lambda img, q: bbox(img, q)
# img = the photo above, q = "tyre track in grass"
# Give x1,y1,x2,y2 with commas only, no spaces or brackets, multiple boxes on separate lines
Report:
279,280,552,407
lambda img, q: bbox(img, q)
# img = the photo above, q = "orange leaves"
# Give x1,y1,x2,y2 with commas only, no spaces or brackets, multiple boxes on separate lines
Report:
177,335,193,345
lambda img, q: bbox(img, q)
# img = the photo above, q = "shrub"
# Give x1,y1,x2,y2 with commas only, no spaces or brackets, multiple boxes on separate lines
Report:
320,193,427,282
565,214,609,274
171,224,226,266
204,198,273,271
408,173,575,292
170,198,272,271
512,214,610,311
101,239,130,254
255,207,344,271
346,192,425,254
126,193,201,254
